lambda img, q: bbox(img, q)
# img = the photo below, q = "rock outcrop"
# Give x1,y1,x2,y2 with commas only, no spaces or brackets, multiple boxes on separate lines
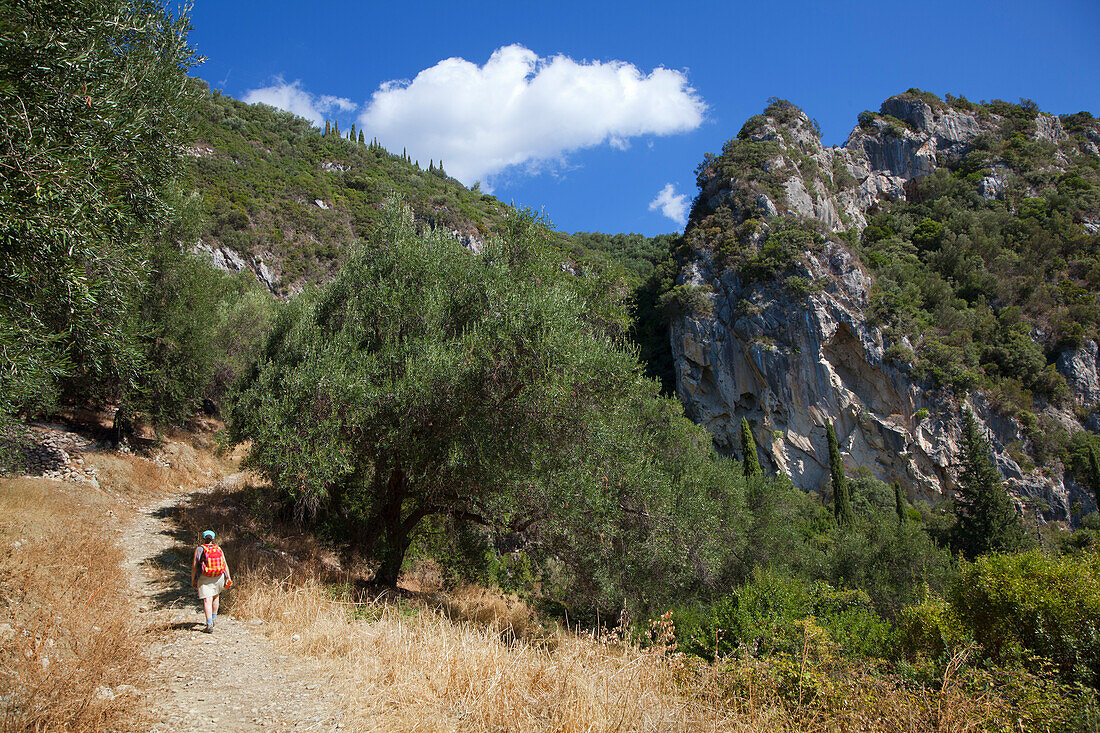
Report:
672,93,1099,519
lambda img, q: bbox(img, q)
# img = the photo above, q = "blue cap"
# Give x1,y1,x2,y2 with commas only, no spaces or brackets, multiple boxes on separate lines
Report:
202,530,215,540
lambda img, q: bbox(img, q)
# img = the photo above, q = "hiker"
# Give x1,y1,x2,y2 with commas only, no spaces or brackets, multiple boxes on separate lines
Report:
191,530,232,633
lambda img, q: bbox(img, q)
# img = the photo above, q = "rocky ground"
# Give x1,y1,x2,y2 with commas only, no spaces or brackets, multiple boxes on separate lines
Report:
15,424,101,487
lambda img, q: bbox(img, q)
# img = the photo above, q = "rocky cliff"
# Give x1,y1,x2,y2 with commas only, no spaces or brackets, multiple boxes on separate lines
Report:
673,93,1100,519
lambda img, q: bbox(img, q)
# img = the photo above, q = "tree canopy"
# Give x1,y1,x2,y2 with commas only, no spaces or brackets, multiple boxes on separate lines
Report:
230,202,747,604
0,0,200,424
952,408,1026,558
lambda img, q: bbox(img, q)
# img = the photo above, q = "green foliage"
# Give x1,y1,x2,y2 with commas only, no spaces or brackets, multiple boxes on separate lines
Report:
657,284,714,318
1092,447,1100,512
0,0,200,421
954,551,1100,688
673,568,894,661
136,239,275,424
740,477,825,572
740,417,761,478
230,202,748,610
855,114,1100,404
825,502,956,618
1064,432,1100,512
952,409,1026,558
827,422,853,525
184,87,513,291
562,232,682,393
896,591,971,666
898,88,947,110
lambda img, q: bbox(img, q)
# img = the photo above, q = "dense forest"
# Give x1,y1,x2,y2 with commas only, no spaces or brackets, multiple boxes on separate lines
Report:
2,2,1100,729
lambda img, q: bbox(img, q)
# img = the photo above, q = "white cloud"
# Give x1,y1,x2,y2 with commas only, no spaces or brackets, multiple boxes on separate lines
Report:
649,183,689,227
358,45,706,185
242,78,358,127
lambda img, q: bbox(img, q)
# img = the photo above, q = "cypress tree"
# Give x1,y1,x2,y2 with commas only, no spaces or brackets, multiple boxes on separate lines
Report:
1088,445,1100,512
324,120,330,137
893,481,906,525
827,421,853,525
740,417,761,478
333,119,338,136
952,408,1024,558
358,130,365,144
350,123,355,139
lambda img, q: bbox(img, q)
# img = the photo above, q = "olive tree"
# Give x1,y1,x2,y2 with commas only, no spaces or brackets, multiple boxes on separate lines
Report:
231,203,746,598
0,0,200,424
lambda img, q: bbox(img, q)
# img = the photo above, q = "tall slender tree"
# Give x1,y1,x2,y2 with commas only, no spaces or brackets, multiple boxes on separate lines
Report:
952,408,1024,558
740,417,761,478
893,481,906,525
324,120,330,136
358,130,365,145
827,422,853,524
1088,445,1100,513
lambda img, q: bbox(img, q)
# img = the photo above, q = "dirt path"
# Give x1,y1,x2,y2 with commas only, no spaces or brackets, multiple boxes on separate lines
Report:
123,485,348,732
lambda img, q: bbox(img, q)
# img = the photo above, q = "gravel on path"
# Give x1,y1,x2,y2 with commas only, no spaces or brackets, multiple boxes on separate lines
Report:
123,487,349,732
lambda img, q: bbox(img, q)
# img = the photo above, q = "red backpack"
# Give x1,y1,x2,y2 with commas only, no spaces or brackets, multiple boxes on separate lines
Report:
200,543,226,576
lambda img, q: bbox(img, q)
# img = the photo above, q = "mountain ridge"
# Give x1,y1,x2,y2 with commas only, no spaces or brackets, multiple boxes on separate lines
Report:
671,90,1100,518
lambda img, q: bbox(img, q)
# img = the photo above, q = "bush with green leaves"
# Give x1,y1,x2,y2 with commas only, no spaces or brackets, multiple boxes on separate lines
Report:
953,550,1100,688
673,568,894,661
895,590,972,677
0,0,200,424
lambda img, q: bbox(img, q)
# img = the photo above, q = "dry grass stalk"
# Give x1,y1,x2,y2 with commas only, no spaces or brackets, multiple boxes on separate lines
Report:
0,478,151,732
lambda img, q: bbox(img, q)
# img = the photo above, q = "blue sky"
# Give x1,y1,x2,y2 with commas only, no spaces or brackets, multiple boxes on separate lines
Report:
188,0,1100,236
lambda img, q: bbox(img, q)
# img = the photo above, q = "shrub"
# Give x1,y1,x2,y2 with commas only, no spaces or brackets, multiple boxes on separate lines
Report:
896,591,972,667
673,569,895,661
658,284,714,318
953,551,1100,688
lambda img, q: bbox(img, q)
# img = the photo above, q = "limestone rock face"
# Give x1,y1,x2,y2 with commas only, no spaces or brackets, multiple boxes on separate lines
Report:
700,96,1003,236
670,242,1079,517
1057,340,1100,407
193,240,283,294
673,94,1099,520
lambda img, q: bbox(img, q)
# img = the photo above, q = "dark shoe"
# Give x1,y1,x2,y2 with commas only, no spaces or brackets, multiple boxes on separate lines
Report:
203,623,213,634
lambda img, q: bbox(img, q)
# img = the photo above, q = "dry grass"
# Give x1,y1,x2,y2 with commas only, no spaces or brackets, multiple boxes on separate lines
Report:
173,485,1014,733
0,478,150,732
218,573,1012,733
85,435,234,504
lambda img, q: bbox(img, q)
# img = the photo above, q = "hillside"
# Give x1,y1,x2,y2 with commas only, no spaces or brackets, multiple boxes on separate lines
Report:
669,91,1100,517
183,83,515,293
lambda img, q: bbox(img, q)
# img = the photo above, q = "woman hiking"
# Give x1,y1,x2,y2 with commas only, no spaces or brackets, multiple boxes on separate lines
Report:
191,530,232,633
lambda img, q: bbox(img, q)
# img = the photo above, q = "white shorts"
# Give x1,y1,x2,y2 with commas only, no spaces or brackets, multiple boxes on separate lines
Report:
196,573,225,600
